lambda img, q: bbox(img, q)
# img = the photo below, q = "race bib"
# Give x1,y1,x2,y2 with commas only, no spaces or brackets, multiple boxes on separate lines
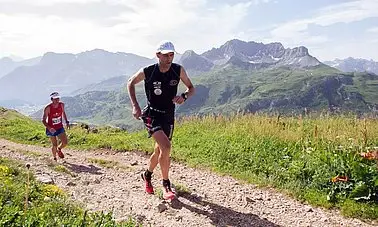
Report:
52,117,62,125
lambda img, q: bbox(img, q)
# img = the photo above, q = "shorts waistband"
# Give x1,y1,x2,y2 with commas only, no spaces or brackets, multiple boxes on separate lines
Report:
149,107,167,113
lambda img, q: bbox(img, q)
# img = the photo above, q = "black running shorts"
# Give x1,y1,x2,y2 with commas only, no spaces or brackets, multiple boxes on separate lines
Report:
141,106,174,140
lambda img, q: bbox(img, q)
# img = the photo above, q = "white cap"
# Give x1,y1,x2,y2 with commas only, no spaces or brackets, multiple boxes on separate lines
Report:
50,92,61,99
156,41,175,54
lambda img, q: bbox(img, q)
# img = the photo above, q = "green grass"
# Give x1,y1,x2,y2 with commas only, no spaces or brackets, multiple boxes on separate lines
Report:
53,165,76,177
1,107,378,220
155,183,192,200
12,148,45,158
88,158,118,168
0,157,136,226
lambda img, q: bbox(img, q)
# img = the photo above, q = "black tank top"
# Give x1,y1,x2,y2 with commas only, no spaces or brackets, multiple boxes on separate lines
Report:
144,63,181,111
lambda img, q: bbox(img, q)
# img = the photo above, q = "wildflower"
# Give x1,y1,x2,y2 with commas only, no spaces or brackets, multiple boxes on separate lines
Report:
331,176,349,183
360,150,378,160
306,147,314,154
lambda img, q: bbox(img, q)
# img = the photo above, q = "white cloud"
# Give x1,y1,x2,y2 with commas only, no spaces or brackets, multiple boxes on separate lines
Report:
312,39,378,61
0,0,253,58
367,27,378,33
315,0,378,26
252,0,273,5
0,0,101,6
270,0,378,48
0,14,112,56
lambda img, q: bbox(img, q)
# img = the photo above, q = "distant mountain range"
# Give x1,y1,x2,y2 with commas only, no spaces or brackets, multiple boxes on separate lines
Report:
0,49,153,104
0,56,41,78
324,57,378,75
0,39,325,104
31,64,378,129
2,39,378,128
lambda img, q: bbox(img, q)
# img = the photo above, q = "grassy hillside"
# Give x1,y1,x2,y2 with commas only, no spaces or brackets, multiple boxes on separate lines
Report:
178,64,378,115
0,157,136,226
1,107,378,220
43,65,378,128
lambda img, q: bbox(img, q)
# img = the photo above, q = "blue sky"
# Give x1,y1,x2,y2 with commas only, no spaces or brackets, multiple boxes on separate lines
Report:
0,0,377,61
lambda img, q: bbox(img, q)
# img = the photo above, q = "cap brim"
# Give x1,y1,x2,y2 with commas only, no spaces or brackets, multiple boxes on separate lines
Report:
51,96,61,99
158,50,175,54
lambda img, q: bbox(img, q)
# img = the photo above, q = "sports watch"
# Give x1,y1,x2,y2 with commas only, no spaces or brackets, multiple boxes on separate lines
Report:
181,92,188,101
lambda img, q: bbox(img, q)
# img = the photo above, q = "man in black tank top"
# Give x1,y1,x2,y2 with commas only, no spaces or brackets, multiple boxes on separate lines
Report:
127,41,195,200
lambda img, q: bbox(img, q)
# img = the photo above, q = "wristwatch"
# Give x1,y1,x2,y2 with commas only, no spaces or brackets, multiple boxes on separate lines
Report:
181,93,188,101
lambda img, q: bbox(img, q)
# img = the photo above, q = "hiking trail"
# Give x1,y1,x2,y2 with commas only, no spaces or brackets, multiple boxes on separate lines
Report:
0,139,374,227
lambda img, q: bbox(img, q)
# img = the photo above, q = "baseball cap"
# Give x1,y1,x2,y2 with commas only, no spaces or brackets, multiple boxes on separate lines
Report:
156,41,176,54
50,92,61,99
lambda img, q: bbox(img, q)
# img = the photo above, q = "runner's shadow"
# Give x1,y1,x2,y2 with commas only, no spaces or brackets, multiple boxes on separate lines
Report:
63,162,103,175
170,192,281,227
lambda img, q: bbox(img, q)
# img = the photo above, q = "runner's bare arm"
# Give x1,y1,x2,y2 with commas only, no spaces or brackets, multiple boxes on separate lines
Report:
180,66,195,98
127,69,146,108
61,103,70,128
42,106,50,129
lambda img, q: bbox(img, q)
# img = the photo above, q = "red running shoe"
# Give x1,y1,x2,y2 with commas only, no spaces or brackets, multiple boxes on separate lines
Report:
163,184,176,200
57,148,64,159
141,173,154,194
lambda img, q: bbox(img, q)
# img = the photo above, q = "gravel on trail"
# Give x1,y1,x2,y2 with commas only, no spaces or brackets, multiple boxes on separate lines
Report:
0,139,375,227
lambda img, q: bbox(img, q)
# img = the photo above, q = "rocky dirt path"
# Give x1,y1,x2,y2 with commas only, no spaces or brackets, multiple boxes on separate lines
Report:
0,138,375,227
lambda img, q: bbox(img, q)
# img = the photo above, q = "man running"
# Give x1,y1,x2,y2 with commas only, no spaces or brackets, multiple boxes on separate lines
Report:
127,41,195,200
42,92,70,161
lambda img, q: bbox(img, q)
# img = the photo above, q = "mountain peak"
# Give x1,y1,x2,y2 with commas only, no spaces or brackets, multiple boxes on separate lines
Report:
178,50,213,76
324,57,378,75
182,50,198,57
0,57,14,63
201,39,319,67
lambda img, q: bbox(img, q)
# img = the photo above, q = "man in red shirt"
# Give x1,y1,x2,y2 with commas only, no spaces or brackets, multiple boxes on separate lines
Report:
42,92,70,161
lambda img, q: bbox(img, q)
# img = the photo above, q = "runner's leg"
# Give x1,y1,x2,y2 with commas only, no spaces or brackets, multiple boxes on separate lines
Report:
151,130,171,180
57,131,68,150
49,136,58,160
147,142,161,172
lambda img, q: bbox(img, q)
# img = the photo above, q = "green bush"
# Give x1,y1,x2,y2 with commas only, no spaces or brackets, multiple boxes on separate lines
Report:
0,158,136,226
1,109,378,220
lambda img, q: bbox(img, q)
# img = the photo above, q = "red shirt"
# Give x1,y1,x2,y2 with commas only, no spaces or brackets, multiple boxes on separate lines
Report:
47,102,64,130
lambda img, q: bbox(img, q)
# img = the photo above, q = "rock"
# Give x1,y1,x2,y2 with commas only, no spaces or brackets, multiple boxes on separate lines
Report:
94,178,101,184
157,203,167,213
36,175,54,184
320,217,329,222
245,197,255,204
130,161,138,166
67,181,76,186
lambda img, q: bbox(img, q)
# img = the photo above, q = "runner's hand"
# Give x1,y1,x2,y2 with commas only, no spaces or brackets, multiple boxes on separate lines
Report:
172,96,185,105
132,105,142,120
66,123,70,130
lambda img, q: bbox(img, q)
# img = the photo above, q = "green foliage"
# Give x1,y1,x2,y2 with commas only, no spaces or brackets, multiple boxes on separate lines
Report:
88,158,118,169
53,165,76,177
0,158,136,226
172,114,378,219
29,65,378,128
1,108,378,220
